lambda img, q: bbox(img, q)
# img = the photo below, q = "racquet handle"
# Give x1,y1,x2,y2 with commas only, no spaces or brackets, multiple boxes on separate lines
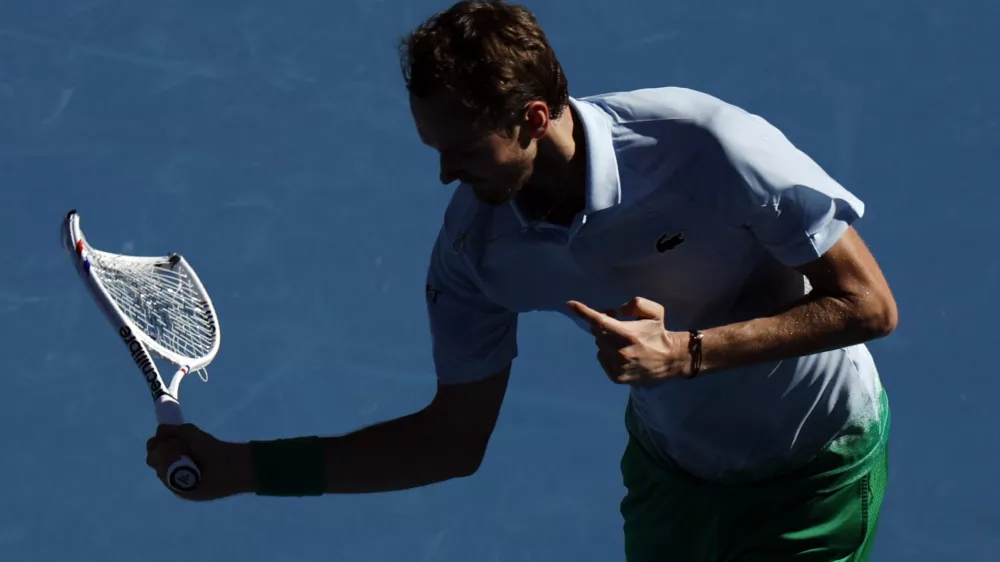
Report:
154,394,202,493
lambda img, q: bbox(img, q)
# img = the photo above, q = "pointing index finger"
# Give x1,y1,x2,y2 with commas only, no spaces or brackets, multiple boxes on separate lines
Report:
567,300,621,332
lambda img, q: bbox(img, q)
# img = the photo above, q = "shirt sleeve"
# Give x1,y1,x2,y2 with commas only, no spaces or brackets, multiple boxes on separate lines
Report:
424,225,518,385
711,107,866,267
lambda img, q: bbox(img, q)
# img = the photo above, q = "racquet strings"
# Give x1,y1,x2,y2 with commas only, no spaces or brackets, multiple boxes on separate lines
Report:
87,248,216,378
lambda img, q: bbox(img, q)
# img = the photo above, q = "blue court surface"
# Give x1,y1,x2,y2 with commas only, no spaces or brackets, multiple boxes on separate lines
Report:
2,1,997,560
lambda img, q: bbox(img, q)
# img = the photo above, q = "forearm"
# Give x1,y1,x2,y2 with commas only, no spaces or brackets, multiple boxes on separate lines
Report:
241,409,479,497
242,370,509,497
696,291,895,376
319,410,477,494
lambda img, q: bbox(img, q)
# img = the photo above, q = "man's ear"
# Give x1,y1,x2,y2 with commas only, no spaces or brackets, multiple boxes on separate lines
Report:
516,101,550,147
524,101,550,137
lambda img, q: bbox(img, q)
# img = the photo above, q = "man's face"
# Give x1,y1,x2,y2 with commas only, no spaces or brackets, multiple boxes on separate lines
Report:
409,92,538,206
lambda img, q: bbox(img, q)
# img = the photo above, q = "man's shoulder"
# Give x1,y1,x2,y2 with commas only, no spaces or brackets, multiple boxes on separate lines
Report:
579,86,734,128
579,86,807,171
574,87,746,185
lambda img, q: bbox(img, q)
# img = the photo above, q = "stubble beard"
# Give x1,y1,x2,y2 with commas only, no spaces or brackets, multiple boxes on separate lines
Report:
473,159,534,207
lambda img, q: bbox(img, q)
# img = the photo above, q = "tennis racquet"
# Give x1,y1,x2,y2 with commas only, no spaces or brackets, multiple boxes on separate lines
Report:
61,209,222,493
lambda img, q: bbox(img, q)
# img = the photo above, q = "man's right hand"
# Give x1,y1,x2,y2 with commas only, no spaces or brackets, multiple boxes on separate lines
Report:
145,423,255,501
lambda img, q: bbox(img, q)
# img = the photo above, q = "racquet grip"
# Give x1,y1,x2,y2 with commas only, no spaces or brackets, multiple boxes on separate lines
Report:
155,394,202,493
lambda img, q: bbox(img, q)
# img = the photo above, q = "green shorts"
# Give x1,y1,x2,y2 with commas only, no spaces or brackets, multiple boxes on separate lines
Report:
620,390,890,561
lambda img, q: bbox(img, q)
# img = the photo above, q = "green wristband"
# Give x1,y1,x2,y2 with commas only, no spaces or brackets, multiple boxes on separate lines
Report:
249,436,325,497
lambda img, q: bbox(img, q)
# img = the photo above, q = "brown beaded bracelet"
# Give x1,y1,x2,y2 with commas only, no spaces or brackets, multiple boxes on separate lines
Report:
687,330,703,378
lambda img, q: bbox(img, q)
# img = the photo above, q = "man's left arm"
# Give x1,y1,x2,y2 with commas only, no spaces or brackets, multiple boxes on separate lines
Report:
693,107,899,375
695,226,898,376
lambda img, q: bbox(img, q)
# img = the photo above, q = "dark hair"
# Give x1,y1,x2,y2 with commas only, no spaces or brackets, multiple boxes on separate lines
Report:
399,0,569,133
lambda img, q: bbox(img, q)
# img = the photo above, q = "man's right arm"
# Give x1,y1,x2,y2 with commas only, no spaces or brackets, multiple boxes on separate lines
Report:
316,362,511,494
219,363,511,497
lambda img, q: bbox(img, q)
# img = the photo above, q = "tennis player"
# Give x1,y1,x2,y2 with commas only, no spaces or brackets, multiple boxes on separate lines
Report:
147,1,898,559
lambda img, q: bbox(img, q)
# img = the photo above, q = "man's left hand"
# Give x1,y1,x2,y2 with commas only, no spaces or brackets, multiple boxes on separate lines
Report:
567,297,692,384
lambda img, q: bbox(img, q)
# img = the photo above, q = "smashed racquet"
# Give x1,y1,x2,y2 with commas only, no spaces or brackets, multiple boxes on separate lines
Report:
61,210,221,493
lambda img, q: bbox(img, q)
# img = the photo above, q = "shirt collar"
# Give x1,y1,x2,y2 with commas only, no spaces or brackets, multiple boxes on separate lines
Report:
570,96,622,216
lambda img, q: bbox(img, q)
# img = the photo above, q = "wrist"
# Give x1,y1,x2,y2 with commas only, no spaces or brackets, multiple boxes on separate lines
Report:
670,329,703,379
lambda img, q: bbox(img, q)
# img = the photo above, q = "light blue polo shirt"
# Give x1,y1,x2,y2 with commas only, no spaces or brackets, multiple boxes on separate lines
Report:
424,86,887,483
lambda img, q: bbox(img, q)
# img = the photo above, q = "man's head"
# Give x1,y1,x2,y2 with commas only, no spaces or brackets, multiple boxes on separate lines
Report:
400,0,569,205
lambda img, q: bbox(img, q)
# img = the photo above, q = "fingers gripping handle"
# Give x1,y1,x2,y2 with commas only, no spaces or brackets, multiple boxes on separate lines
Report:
154,396,202,493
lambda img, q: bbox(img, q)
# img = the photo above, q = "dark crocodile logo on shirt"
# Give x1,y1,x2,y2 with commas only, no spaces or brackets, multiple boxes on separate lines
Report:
656,232,685,252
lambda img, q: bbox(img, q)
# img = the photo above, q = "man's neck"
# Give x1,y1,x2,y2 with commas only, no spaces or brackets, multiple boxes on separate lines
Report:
515,105,588,227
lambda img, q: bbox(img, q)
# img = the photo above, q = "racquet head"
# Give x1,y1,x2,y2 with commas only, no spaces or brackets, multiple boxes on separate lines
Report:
61,210,221,399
